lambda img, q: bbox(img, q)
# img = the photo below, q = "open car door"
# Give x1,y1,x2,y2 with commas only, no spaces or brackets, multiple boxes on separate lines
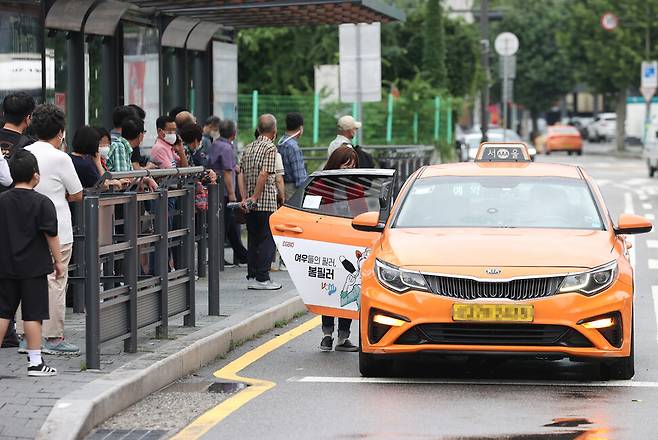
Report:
271,169,396,320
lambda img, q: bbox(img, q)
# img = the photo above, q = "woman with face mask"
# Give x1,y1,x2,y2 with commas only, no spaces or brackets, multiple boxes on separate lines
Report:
94,126,111,171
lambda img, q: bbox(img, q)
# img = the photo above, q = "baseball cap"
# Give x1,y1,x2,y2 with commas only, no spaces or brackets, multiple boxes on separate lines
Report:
337,115,362,131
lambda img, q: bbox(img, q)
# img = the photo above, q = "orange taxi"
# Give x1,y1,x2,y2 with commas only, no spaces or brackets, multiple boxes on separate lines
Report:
544,124,583,155
270,143,651,379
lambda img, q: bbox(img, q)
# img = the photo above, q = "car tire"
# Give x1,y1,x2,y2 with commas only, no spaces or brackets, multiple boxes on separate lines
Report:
358,327,392,377
577,149,583,156
568,151,573,156
359,350,392,377
600,316,634,380
648,160,656,178
545,150,551,155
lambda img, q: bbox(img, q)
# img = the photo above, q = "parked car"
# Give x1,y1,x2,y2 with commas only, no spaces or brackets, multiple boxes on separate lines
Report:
570,116,594,140
544,124,583,155
588,113,616,142
460,129,536,161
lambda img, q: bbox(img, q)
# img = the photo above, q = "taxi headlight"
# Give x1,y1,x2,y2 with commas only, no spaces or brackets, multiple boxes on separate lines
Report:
558,261,618,296
375,259,429,293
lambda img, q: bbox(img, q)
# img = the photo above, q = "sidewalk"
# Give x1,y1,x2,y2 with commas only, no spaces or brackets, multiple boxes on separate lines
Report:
0,264,297,440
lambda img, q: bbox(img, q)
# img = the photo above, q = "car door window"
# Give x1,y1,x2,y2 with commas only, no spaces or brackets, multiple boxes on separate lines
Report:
295,175,391,219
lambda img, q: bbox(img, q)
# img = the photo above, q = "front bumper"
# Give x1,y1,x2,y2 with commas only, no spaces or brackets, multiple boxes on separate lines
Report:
360,278,632,359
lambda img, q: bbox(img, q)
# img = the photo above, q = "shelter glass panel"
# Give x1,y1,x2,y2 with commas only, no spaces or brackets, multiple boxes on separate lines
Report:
0,3,43,103
123,24,159,148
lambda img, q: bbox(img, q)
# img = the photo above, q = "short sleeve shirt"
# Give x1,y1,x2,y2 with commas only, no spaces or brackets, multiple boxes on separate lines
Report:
25,141,83,245
239,136,277,212
70,154,101,188
150,138,180,169
0,188,58,278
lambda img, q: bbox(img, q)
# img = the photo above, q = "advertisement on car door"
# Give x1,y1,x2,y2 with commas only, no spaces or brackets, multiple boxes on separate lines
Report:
274,236,369,319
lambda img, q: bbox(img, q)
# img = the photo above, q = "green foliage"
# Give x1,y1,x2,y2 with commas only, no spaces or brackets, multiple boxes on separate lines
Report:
445,17,480,97
557,0,656,93
492,0,573,116
422,0,448,89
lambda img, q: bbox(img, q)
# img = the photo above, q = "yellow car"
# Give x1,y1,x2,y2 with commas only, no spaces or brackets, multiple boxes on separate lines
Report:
271,143,651,379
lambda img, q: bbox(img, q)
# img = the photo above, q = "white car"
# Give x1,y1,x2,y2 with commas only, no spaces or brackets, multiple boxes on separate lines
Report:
461,129,536,161
588,113,616,142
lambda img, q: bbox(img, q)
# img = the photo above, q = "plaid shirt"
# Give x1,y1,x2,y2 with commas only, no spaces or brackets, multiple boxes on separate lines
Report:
239,136,277,212
277,135,307,188
107,136,133,172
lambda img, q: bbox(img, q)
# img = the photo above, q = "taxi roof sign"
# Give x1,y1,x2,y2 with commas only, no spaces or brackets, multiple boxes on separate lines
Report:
475,142,531,163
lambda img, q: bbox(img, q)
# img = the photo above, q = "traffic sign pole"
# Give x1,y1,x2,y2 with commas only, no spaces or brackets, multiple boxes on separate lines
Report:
642,61,658,144
495,32,519,140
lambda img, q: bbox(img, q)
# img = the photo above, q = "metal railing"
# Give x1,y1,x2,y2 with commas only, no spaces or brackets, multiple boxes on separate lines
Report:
68,167,225,370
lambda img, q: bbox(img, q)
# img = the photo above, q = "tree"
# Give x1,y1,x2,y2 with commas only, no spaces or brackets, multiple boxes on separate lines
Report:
445,17,480,97
493,0,574,135
422,0,448,89
558,0,658,151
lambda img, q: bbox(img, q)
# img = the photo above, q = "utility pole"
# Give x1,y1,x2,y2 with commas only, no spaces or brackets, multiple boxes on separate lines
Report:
644,3,652,145
480,0,490,142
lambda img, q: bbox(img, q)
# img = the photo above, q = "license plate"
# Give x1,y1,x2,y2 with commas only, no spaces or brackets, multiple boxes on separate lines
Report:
452,304,534,322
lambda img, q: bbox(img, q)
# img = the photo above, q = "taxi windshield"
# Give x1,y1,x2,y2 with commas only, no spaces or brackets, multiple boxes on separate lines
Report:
394,176,604,230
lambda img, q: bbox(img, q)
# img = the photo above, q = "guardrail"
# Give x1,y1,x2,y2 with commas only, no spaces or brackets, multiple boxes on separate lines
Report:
67,167,225,370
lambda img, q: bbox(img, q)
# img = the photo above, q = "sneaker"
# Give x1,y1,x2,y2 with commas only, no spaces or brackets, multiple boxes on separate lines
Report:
224,260,236,268
17,337,28,354
237,260,248,268
247,280,282,290
335,339,358,352
28,362,57,377
43,338,80,356
320,336,334,352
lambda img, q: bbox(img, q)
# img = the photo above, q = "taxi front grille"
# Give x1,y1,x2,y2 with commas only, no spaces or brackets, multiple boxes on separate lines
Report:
396,324,593,347
424,275,564,300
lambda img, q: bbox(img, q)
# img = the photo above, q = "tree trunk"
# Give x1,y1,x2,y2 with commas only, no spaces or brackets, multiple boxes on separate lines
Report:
530,109,539,142
616,89,627,152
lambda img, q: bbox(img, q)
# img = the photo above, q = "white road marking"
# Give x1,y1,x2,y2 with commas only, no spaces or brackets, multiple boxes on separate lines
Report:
649,260,658,269
647,240,658,249
652,286,658,344
646,213,656,221
624,193,637,269
643,203,653,210
290,376,658,388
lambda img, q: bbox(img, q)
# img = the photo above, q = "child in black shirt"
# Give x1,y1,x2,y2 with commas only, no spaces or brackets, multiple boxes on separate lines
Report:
0,149,63,376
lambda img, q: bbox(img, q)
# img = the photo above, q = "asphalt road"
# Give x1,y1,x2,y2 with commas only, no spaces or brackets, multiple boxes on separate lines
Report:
131,147,658,439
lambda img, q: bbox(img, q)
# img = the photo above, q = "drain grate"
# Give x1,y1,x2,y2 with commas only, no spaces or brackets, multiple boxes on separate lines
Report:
87,429,167,440
160,380,248,394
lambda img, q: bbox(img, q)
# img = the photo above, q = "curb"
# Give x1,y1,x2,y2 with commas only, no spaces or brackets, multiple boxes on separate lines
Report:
37,292,306,440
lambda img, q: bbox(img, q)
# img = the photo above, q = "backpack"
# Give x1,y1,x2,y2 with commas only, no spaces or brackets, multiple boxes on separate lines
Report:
353,145,376,168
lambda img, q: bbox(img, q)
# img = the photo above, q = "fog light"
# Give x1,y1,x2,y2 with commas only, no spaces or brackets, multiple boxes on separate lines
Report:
373,314,406,327
582,317,615,329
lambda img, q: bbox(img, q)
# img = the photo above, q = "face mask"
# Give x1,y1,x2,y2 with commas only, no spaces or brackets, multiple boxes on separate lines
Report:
164,133,177,145
99,146,110,160
210,130,220,140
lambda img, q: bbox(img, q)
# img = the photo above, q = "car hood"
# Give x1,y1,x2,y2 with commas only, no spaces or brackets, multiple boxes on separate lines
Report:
378,228,615,270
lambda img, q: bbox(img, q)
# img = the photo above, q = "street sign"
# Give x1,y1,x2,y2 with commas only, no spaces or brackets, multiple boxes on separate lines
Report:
498,55,516,80
642,61,658,88
600,12,618,31
339,22,382,103
494,32,519,56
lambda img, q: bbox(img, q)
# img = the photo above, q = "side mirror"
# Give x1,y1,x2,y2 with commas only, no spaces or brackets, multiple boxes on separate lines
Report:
352,211,385,232
615,214,653,235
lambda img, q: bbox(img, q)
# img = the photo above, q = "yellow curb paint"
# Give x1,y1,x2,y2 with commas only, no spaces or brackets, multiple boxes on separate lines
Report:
171,315,321,440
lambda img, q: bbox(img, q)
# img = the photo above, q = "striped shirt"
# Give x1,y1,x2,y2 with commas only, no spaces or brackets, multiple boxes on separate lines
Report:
239,136,277,212
107,136,134,172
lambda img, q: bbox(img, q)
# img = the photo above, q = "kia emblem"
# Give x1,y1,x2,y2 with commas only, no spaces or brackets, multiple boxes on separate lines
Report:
485,268,502,275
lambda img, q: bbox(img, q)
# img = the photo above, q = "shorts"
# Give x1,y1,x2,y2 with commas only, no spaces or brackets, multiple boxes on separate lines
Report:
0,276,49,321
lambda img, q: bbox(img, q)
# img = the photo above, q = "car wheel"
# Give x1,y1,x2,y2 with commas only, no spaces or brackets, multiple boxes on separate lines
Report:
648,160,656,178
577,149,583,156
358,326,392,377
568,151,573,156
600,316,634,380
545,150,551,155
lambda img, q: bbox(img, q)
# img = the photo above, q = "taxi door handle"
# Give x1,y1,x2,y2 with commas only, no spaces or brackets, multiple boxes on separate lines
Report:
274,224,304,234
625,241,633,250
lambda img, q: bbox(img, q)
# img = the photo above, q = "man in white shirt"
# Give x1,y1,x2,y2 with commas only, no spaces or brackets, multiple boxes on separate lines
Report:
0,155,10,187
328,115,361,157
18,104,83,355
